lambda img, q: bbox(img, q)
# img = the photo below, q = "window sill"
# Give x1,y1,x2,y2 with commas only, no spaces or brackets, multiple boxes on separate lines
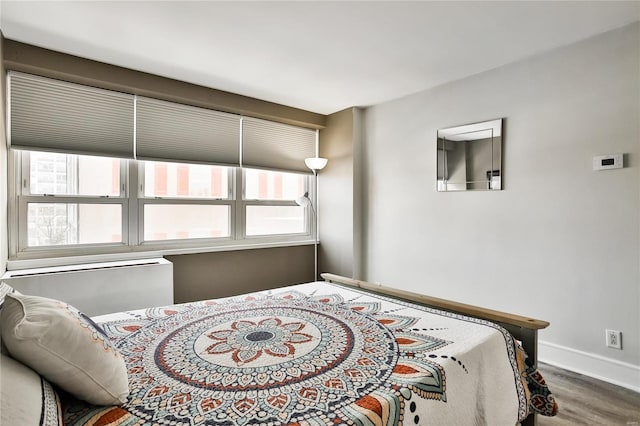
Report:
6,239,317,271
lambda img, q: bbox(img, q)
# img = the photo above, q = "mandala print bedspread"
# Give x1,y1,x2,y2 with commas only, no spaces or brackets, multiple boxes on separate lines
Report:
63,282,551,426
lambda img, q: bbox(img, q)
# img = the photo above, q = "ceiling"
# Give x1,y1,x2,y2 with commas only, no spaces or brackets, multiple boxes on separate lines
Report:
1,1,638,115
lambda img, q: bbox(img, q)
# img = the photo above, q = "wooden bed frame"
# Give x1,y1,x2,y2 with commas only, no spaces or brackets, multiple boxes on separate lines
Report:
321,273,549,426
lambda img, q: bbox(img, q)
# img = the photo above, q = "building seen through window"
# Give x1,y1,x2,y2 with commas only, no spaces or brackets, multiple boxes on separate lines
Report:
27,152,121,246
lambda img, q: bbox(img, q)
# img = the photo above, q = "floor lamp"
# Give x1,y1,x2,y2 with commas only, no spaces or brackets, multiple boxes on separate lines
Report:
296,156,327,280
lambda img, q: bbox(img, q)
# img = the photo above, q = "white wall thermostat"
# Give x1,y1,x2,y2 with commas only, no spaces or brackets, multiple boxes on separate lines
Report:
593,154,623,171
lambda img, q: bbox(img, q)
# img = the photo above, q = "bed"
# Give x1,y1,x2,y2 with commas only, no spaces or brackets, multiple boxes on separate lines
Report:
0,274,557,426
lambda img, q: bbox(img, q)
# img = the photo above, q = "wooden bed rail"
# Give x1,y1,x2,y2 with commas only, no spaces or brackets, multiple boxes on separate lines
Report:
321,273,549,330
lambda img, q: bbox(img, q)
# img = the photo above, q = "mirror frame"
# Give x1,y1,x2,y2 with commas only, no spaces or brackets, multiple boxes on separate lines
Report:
436,118,503,192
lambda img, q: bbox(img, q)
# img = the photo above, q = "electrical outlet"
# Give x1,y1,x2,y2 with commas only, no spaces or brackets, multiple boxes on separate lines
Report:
606,329,622,349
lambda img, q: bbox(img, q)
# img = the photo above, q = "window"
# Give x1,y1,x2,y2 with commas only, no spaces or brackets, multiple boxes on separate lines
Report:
140,161,232,242
11,151,313,259
27,203,122,247
18,152,125,251
7,72,318,261
243,169,306,237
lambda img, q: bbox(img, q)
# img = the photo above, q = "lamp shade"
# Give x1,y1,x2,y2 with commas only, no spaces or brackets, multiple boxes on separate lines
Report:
295,192,311,207
304,157,328,171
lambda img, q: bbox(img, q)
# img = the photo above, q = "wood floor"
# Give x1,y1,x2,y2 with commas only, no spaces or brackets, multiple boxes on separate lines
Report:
537,363,640,425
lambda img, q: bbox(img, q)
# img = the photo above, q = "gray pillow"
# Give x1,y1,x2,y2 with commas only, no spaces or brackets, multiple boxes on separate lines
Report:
1,353,62,426
0,293,129,405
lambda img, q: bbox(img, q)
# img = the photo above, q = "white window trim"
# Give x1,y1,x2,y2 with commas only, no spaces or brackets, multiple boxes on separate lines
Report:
136,159,235,245
8,150,315,266
240,168,314,241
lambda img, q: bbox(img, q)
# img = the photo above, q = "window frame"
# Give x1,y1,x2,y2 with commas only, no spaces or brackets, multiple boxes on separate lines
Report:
239,168,312,241
14,151,129,255
9,150,315,261
136,160,235,247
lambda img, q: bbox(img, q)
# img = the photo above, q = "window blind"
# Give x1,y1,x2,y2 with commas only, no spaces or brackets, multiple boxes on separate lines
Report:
8,72,135,158
9,72,317,173
135,97,241,166
242,117,316,174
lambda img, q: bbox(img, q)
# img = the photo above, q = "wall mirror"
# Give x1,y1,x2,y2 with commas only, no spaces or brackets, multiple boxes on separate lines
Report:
436,118,503,191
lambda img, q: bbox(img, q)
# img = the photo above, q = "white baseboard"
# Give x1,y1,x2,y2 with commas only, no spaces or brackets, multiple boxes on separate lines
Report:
538,340,640,393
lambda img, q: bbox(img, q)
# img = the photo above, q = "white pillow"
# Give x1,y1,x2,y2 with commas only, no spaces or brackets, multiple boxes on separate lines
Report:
1,353,62,426
0,293,129,405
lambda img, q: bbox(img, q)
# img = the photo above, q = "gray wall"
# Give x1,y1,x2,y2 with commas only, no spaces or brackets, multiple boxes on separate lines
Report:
361,23,639,385
318,107,363,278
167,245,314,303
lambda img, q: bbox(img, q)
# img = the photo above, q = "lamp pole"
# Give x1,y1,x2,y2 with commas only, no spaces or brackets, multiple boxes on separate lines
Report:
303,136,327,281
313,170,318,281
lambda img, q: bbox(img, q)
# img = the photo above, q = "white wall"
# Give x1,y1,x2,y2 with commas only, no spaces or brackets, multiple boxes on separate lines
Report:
362,23,639,390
